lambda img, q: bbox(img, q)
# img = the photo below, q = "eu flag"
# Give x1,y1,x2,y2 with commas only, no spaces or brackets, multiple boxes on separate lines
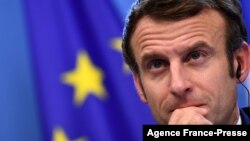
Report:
2,0,250,141
23,0,155,140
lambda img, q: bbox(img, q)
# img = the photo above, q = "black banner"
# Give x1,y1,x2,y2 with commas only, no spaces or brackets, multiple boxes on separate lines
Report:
143,125,250,140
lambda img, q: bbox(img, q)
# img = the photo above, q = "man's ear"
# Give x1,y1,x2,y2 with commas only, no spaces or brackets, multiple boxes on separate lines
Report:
133,73,148,103
235,41,250,83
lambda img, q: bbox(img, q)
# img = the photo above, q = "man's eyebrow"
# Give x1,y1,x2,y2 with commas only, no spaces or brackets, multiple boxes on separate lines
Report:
141,53,161,61
140,52,166,64
140,41,214,63
181,41,214,59
186,41,213,52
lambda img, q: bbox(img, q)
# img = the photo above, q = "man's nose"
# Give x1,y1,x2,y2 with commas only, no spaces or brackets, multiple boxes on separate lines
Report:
169,65,192,96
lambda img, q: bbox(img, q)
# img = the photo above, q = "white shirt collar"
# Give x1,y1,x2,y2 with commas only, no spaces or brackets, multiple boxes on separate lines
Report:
236,110,242,125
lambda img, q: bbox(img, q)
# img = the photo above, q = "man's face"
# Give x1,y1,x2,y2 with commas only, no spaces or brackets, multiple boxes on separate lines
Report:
131,9,239,124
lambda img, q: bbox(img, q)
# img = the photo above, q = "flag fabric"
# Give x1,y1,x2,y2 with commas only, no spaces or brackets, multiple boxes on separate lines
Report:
0,0,42,141
241,0,250,38
23,0,154,141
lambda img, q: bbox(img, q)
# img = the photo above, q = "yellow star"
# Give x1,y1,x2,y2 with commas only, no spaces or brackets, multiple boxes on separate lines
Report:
112,38,122,52
53,127,87,141
111,38,131,73
62,51,106,106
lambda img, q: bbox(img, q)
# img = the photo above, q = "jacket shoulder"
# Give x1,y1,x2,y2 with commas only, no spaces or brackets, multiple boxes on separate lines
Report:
241,107,250,116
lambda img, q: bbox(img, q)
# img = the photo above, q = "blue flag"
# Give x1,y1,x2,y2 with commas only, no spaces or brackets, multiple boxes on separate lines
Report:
241,0,250,38
2,0,249,141
0,0,42,141
23,0,155,140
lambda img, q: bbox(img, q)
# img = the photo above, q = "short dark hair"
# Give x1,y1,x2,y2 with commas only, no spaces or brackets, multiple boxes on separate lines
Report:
122,0,247,77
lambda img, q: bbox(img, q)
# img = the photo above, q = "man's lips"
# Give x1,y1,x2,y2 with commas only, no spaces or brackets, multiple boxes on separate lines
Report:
169,104,206,113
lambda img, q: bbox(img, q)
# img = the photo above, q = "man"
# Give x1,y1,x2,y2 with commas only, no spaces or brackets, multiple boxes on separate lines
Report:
122,0,250,124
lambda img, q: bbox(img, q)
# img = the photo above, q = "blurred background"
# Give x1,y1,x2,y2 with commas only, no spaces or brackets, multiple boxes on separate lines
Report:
0,0,249,141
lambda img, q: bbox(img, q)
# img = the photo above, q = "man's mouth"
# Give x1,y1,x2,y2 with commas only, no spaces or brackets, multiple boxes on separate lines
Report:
169,104,206,113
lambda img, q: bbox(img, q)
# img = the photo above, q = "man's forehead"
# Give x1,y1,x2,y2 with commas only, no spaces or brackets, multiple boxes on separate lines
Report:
135,9,226,30
131,9,227,50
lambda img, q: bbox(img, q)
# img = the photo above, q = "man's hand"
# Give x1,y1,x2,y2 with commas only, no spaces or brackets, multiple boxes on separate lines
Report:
168,106,213,125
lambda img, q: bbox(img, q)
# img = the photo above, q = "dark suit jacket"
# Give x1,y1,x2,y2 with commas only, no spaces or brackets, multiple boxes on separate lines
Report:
240,107,250,125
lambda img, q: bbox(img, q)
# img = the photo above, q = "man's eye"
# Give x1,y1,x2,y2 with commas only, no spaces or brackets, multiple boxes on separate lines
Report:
149,59,165,69
185,50,208,65
152,60,163,68
190,51,201,60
